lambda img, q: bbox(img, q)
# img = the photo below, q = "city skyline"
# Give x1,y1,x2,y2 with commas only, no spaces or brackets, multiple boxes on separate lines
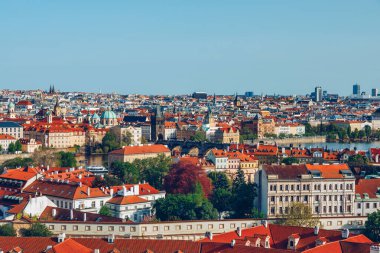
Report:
1,1,380,95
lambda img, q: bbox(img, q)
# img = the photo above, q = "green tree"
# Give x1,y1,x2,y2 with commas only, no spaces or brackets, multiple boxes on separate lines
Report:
140,136,147,144
99,205,112,216
279,202,319,227
365,210,380,242
57,151,77,167
1,157,34,170
0,224,16,236
21,223,53,237
7,142,16,153
154,193,218,221
14,140,22,152
230,169,258,218
101,132,120,153
210,188,232,216
347,125,352,137
347,154,368,167
112,161,140,184
190,131,207,142
137,154,172,190
282,157,299,165
365,125,372,139
92,174,123,188
207,171,230,189
122,131,132,146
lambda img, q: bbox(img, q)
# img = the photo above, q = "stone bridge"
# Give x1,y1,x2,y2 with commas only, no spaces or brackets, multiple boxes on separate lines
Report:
156,140,229,157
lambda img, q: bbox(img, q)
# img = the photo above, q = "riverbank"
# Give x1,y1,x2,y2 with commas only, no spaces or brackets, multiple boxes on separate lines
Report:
244,136,326,145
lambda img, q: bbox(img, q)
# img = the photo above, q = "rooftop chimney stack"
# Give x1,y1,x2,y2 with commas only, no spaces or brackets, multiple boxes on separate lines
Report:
236,227,242,237
52,208,57,217
70,209,74,220
342,228,349,239
87,187,91,196
205,231,213,240
261,220,268,228
231,240,236,247
83,213,87,222
57,233,66,243
370,244,380,253
314,226,319,235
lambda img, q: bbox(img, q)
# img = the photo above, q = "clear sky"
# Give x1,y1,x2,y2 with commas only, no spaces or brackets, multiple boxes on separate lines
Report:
0,0,379,95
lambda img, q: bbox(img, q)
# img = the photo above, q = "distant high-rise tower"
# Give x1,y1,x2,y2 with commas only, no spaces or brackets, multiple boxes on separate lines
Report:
353,84,360,96
314,86,322,102
372,88,378,97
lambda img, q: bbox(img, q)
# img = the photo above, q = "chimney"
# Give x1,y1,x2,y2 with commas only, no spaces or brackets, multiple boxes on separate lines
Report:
107,234,115,243
231,240,236,247
79,182,82,187
342,229,349,239
57,233,66,243
87,187,91,196
70,209,74,220
371,244,380,253
236,227,242,237
205,231,213,240
314,226,319,235
134,184,139,195
52,208,57,217
83,213,87,222
110,188,114,196
94,250,100,253
261,220,268,228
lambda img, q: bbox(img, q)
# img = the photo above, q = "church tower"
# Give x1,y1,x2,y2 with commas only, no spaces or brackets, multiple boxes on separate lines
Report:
151,105,165,141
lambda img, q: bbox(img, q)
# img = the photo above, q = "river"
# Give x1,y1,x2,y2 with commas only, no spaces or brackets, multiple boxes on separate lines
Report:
298,142,380,151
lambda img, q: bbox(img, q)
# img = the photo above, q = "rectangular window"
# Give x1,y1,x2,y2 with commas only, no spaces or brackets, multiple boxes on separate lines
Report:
97,226,102,231
61,225,66,230
109,226,114,231
49,225,55,230
85,226,91,231
73,225,78,231
119,226,125,232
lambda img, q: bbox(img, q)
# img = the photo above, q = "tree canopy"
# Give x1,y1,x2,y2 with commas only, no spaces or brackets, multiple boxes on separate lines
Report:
0,224,16,236
365,210,380,242
21,223,53,237
57,151,77,167
102,132,121,153
164,161,212,197
278,202,319,227
111,154,171,190
154,190,218,221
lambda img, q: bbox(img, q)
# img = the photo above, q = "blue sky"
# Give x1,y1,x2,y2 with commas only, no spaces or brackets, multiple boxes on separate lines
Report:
0,0,379,95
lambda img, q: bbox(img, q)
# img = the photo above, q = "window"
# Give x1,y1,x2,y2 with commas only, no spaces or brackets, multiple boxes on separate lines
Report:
241,223,246,228
153,226,158,231
85,226,91,231
164,226,169,231
271,196,275,202
327,221,332,226
197,224,203,230
97,226,102,231
109,226,114,231
366,203,370,209
130,226,136,232
280,185,283,191
100,201,104,206
208,224,213,229
92,201,96,208
358,203,361,208
374,203,378,208
337,221,342,226
270,207,275,214
49,225,55,230
219,224,224,229
73,225,78,231
61,225,66,230
230,224,235,229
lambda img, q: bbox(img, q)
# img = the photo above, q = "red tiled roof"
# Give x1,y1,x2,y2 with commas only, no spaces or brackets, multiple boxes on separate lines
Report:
305,164,350,179
107,195,149,205
355,179,380,198
52,238,92,253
